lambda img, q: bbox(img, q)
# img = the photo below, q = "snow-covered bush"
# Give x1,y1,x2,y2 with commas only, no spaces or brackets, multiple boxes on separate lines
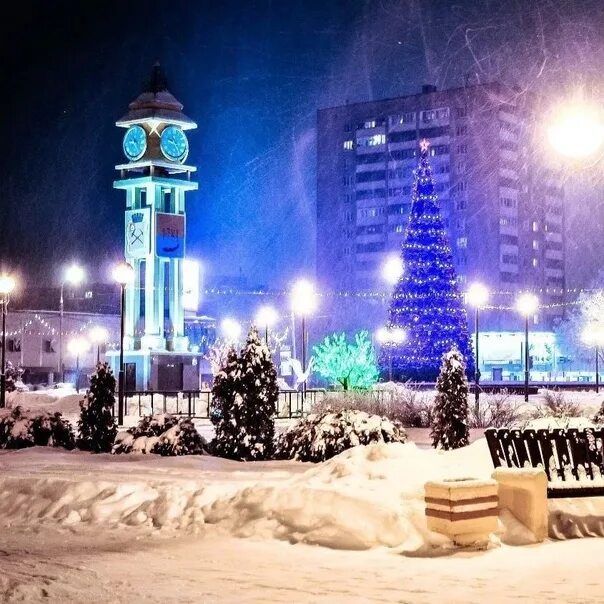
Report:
78,363,117,453
312,387,434,428
5,361,24,393
469,390,525,428
0,406,75,449
211,328,278,461
530,390,581,421
430,348,469,450
275,409,407,463
594,401,604,425
112,414,208,456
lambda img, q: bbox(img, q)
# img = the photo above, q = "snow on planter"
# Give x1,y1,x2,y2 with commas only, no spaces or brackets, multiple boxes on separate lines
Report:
424,477,498,547
275,409,407,462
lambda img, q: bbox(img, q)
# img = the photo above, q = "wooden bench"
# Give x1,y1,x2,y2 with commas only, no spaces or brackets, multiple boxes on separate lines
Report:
485,428,604,498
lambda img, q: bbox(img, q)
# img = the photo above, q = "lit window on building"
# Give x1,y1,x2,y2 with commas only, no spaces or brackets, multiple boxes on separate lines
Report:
457,237,468,249
532,240,539,250
343,140,354,150
532,221,539,232
363,120,376,129
532,258,538,267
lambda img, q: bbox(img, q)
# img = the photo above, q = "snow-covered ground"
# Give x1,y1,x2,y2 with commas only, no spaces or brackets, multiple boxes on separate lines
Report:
1,444,604,602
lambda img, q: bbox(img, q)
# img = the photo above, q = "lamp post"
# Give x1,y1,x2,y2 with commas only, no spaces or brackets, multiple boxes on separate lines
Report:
291,279,318,396
89,325,109,365
68,336,89,394
59,264,85,383
112,261,134,426
547,101,604,159
516,293,539,403
466,283,489,415
381,255,404,287
375,326,406,381
255,305,278,345
0,275,16,409
582,325,604,393
221,317,242,343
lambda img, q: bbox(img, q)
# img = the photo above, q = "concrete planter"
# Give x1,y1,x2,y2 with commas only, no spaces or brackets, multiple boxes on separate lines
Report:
425,477,498,547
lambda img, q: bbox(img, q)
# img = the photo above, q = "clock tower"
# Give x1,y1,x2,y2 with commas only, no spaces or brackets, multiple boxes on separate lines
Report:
112,63,199,391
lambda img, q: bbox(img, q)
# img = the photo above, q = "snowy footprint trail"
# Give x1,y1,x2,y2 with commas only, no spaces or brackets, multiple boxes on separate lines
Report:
0,441,496,554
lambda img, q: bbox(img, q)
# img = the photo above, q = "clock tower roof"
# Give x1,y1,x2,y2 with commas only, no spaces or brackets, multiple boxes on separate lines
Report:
117,62,196,130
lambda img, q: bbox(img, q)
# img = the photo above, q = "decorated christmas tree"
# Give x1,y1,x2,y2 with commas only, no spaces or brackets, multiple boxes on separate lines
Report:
211,328,278,461
431,347,470,450
383,139,474,381
78,363,117,453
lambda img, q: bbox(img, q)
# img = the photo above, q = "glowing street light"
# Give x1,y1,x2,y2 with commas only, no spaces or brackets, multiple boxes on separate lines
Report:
221,317,242,342
255,305,278,343
516,293,539,402
582,324,604,393
466,283,489,413
59,263,85,383
382,255,404,286
547,103,604,159
68,336,90,393
290,279,318,396
112,261,134,425
89,325,109,364
375,326,406,381
0,274,16,408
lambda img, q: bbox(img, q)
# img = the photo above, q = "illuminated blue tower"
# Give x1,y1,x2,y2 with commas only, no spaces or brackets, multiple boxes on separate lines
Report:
112,63,199,390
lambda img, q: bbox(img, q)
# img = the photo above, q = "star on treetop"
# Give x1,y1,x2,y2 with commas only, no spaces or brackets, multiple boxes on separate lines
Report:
419,139,430,153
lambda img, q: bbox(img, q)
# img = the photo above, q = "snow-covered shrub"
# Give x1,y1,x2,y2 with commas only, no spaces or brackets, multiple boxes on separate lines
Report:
430,348,469,450
112,414,208,456
0,406,75,449
275,409,407,463
127,413,180,438
593,401,604,425
154,418,207,456
529,390,581,421
211,328,278,461
312,385,434,428
78,363,117,453
469,390,524,428
5,361,24,393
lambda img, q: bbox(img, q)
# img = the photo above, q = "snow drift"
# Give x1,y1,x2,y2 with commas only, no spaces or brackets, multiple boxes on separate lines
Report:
0,440,500,554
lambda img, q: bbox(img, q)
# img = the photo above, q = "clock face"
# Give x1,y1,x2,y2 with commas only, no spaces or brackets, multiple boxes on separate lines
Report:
160,126,189,163
123,125,147,161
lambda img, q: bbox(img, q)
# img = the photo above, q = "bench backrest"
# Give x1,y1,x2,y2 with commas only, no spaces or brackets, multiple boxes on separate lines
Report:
485,428,604,483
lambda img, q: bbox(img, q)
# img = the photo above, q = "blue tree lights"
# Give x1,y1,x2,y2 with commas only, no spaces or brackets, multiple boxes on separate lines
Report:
382,139,475,381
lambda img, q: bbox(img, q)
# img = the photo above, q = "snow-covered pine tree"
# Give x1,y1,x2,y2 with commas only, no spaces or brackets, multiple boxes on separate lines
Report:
78,363,117,452
430,347,469,450
211,328,278,460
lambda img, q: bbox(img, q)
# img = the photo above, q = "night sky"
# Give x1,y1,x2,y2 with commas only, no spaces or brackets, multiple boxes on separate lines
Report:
2,0,603,290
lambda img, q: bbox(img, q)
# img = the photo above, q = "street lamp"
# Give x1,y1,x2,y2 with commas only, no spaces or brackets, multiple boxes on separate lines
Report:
516,293,539,402
0,275,16,408
547,102,604,159
291,279,318,394
466,283,489,414
582,325,604,393
255,305,278,344
382,255,404,286
68,336,89,394
89,325,109,364
375,326,406,382
112,261,134,425
59,263,85,383
221,317,242,343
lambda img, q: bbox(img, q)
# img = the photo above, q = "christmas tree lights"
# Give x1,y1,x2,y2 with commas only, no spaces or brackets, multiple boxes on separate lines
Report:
382,139,475,381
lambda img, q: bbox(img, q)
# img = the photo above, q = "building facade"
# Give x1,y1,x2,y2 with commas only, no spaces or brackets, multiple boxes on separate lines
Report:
317,82,565,331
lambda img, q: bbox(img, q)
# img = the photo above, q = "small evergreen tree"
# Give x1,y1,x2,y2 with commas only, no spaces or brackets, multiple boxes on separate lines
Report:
211,328,278,460
313,331,379,390
78,363,117,453
431,348,469,450
5,361,23,392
